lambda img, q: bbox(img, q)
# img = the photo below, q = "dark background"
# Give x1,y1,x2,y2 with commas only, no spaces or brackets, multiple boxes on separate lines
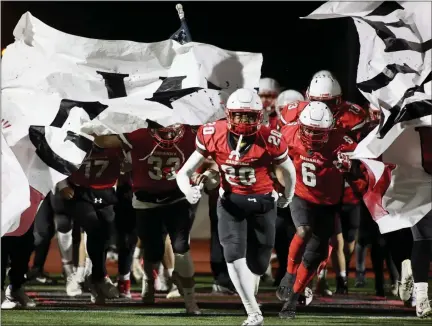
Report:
1,1,364,104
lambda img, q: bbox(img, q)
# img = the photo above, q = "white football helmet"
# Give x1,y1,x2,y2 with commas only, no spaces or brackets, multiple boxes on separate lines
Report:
276,90,305,109
259,78,280,112
311,70,334,79
298,101,334,150
226,88,263,136
307,73,342,110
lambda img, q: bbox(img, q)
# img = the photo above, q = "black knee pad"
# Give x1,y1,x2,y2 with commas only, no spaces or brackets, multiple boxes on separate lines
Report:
171,239,190,255
246,245,273,275
296,225,312,240
54,214,72,233
223,244,244,264
141,233,165,262
302,235,328,270
343,227,358,243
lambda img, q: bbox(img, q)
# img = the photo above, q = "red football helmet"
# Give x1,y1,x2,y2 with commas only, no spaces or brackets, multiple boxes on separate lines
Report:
298,101,335,150
150,123,185,148
226,88,264,136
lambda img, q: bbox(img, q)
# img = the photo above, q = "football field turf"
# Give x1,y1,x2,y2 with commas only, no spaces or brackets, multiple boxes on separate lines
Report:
2,276,431,325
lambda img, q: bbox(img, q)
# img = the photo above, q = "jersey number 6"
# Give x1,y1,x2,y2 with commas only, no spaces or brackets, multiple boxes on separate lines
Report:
301,162,316,187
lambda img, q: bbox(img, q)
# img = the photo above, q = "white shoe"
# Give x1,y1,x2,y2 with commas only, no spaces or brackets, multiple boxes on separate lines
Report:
66,273,83,297
166,284,181,299
416,297,432,318
154,265,169,292
242,312,264,326
132,257,144,283
304,287,313,306
399,259,414,302
1,286,36,309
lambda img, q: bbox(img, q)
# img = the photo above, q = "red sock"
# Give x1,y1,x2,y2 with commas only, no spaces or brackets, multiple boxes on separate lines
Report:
287,234,307,274
317,244,333,274
293,262,317,293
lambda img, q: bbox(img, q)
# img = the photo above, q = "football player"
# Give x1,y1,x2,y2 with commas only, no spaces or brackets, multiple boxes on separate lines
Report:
280,72,368,294
176,88,296,326
93,123,203,315
259,77,281,129
56,146,123,303
276,101,358,319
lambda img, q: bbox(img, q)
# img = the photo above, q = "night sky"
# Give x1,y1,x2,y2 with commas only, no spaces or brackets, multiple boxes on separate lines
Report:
1,1,364,104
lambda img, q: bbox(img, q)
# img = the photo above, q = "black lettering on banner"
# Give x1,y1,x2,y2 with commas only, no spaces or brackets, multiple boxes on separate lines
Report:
376,71,432,138
50,99,109,128
206,79,223,91
146,76,202,109
29,127,94,176
365,1,403,17
97,71,129,99
155,76,187,93
357,63,420,93
359,17,432,53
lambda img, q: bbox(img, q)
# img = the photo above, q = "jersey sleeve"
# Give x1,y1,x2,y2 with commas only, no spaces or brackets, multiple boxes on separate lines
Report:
195,125,209,157
347,103,368,131
265,129,289,165
279,102,300,126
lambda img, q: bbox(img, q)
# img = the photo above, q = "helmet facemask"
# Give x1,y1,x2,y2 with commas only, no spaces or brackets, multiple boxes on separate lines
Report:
226,109,263,136
150,123,185,149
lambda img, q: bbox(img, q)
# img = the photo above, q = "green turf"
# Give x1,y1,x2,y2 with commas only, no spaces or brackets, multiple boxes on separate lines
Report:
2,276,431,325
2,310,430,325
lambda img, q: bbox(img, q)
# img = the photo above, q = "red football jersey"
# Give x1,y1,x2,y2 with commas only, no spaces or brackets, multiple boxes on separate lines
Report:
279,100,367,132
280,100,367,204
125,126,196,194
69,148,123,189
263,113,280,130
281,123,357,205
195,120,289,195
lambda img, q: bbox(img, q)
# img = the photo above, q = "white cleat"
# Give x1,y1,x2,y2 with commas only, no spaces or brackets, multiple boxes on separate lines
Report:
416,297,432,318
66,273,83,297
166,284,181,299
399,259,414,302
242,312,264,326
1,286,36,309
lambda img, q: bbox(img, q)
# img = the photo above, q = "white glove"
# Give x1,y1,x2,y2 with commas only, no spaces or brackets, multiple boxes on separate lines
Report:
277,194,290,208
185,185,202,204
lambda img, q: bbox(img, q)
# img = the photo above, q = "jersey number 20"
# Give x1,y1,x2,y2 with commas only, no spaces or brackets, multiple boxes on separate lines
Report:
220,165,256,186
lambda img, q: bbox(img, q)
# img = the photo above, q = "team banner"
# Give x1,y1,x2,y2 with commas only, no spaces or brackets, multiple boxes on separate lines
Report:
303,1,432,233
1,11,262,234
